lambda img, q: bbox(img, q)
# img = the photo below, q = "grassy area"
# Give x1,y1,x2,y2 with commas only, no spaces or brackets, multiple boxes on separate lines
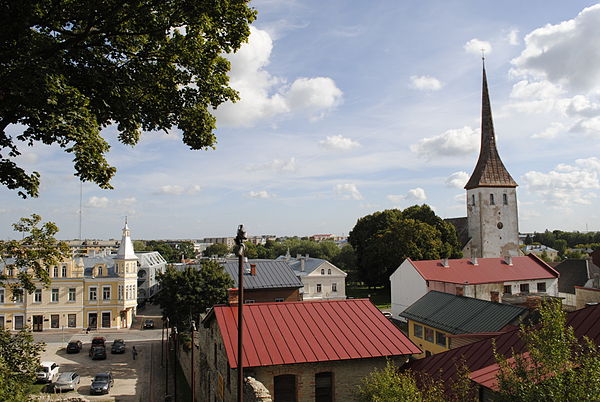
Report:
346,285,391,309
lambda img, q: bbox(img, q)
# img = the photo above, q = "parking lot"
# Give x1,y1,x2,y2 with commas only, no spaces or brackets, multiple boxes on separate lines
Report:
36,326,167,401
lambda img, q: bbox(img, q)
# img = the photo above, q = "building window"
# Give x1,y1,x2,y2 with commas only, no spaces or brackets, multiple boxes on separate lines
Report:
0,316,4,329
520,283,530,293
274,375,297,402
332,283,337,292
537,282,546,292
414,324,423,339
327,269,331,275
53,267,59,277
118,285,123,300
315,372,333,402
34,289,42,303
275,298,284,302
471,194,475,206
68,314,76,328
321,269,325,275
425,327,434,343
436,331,447,347
62,265,67,277
503,193,508,205
504,285,512,295
316,284,322,293
51,288,59,302
14,289,23,303
68,288,76,301
89,287,97,301
51,314,59,328
490,194,495,205
243,300,255,304
14,315,24,330
103,286,111,300
0,289,4,303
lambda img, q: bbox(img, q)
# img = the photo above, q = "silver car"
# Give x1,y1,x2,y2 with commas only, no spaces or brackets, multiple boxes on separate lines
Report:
53,372,80,392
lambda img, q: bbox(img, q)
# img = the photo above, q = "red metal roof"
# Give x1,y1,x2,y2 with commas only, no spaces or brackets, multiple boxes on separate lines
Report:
209,299,421,369
409,254,559,285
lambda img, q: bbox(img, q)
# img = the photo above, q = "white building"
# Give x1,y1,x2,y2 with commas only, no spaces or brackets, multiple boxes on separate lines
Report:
281,254,347,300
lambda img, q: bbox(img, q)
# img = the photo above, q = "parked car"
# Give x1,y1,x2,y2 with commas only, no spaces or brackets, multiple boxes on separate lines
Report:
53,372,80,392
36,361,60,383
90,372,113,395
89,345,107,360
91,336,106,347
143,319,154,329
111,339,126,354
66,340,83,354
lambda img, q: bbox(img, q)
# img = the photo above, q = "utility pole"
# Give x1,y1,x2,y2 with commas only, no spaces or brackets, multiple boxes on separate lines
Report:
235,225,247,402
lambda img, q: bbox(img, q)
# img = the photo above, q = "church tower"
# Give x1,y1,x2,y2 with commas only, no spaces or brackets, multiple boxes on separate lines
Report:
465,62,519,258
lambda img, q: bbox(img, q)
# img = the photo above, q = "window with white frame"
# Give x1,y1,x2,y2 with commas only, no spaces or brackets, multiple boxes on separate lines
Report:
14,289,23,303
51,288,59,302
62,265,67,277
68,288,76,301
327,269,331,275
321,269,325,275
316,284,322,293
53,267,59,277
118,285,123,300
103,286,111,300
89,287,97,301
332,283,337,292
34,289,42,303
0,289,4,303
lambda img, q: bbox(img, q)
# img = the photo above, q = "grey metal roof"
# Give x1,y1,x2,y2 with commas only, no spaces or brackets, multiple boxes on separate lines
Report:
288,257,327,275
221,260,303,290
400,291,527,335
554,259,600,294
82,256,118,277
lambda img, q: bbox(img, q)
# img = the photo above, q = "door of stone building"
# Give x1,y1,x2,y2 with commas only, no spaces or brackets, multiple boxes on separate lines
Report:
88,313,97,329
32,315,43,332
101,312,111,328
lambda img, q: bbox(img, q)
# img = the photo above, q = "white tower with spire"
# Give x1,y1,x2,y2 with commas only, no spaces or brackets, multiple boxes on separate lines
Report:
115,219,138,278
114,219,139,326
465,62,519,258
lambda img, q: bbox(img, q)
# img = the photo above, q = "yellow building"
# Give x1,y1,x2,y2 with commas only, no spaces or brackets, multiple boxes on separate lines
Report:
0,222,139,331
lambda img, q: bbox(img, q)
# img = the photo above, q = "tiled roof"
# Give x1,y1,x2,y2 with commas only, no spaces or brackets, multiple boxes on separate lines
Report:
408,254,559,285
400,291,527,335
554,259,600,294
206,299,421,369
405,303,600,384
221,260,303,290
465,65,517,190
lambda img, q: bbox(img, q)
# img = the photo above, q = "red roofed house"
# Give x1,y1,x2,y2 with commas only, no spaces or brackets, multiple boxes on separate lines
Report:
199,298,420,401
390,255,559,320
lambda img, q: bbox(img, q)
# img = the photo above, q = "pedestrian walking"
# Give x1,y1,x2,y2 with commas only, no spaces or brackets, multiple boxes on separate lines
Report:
132,346,138,360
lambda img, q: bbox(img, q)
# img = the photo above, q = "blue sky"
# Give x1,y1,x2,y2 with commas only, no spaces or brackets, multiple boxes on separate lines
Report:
2,0,600,240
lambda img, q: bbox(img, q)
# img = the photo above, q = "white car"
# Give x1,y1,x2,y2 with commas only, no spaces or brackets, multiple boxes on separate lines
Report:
36,361,59,383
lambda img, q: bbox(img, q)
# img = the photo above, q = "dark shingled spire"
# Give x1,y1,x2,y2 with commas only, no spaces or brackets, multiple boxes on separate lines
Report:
465,61,517,190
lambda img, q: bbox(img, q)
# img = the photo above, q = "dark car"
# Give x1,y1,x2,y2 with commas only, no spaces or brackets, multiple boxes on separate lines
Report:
91,336,106,347
66,340,83,354
90,372,113,395
143,319,154,329
89,345,107,360
111,339,126,354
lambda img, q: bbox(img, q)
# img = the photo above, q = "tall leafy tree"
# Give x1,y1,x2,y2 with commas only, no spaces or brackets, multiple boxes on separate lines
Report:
0,328,45,401
155,260,233,328
0,0,256,197
349,205,461,287
203,243,230,258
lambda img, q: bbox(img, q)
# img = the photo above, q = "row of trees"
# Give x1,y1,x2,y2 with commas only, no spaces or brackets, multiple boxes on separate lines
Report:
133,240,195,263
357,300,600,401
527,230,600,251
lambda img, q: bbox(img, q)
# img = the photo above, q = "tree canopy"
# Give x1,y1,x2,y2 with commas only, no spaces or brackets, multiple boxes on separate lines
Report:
348,205,462,287
135,240,196,262
155,260,233,329
0,0,256,197
203,242,230,258
0,328,45,401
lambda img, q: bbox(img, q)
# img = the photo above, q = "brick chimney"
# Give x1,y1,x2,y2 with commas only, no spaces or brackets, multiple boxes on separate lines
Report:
228,288,239,306
250,263,256,276
441,258,449,267
504,256,513,266
470,257,478,266
490,291,499,303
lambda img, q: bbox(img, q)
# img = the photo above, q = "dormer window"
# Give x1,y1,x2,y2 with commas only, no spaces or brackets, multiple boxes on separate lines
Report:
503,193,508,205
490,194,495,205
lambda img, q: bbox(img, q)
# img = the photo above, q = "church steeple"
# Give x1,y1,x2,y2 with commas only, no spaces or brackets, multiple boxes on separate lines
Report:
464,61,517,190
116,219,138,260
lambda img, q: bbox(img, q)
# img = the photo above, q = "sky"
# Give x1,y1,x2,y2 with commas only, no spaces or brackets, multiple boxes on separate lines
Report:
2,0,600,240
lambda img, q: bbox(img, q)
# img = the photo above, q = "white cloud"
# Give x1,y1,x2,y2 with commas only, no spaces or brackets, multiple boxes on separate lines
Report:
155,185,201,196
522,157,600,206
570,116,600,138
410,75,443,91
387,187,427,203
86,196,109,208
464,38,492,56
319,135,360,151
247,190,274,199
410,126,479,159
511,4,600,92
532,122,565,139
565,95,600,117
507,29,519,46
246,157,296,173
334,183,363,200
117,197,137,207
510,80,564,100
446,171,469,188
214,27,342,127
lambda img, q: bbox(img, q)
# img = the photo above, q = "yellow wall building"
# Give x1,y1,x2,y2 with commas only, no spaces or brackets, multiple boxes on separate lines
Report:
0,222,139,331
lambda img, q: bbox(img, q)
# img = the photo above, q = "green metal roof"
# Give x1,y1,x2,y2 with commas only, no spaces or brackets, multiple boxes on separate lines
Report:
400,291,527,335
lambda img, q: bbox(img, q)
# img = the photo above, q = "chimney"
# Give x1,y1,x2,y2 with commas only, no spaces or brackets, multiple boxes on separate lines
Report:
504,256,513,266
296,254,301,259
250,263,256,276
441,258,449,267
228,288,239,306
456,286,464,297
305,254,309,259
490,291,499,303
300,258,305,272
471,257,478,266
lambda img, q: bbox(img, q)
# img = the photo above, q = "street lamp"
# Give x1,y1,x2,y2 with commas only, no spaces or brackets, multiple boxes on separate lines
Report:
191,319,196,402
234,225,247,402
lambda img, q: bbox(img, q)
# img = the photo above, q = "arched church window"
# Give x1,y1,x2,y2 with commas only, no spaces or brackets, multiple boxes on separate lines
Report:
490,194,495,205
471,194,475,206
503,194,508,205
